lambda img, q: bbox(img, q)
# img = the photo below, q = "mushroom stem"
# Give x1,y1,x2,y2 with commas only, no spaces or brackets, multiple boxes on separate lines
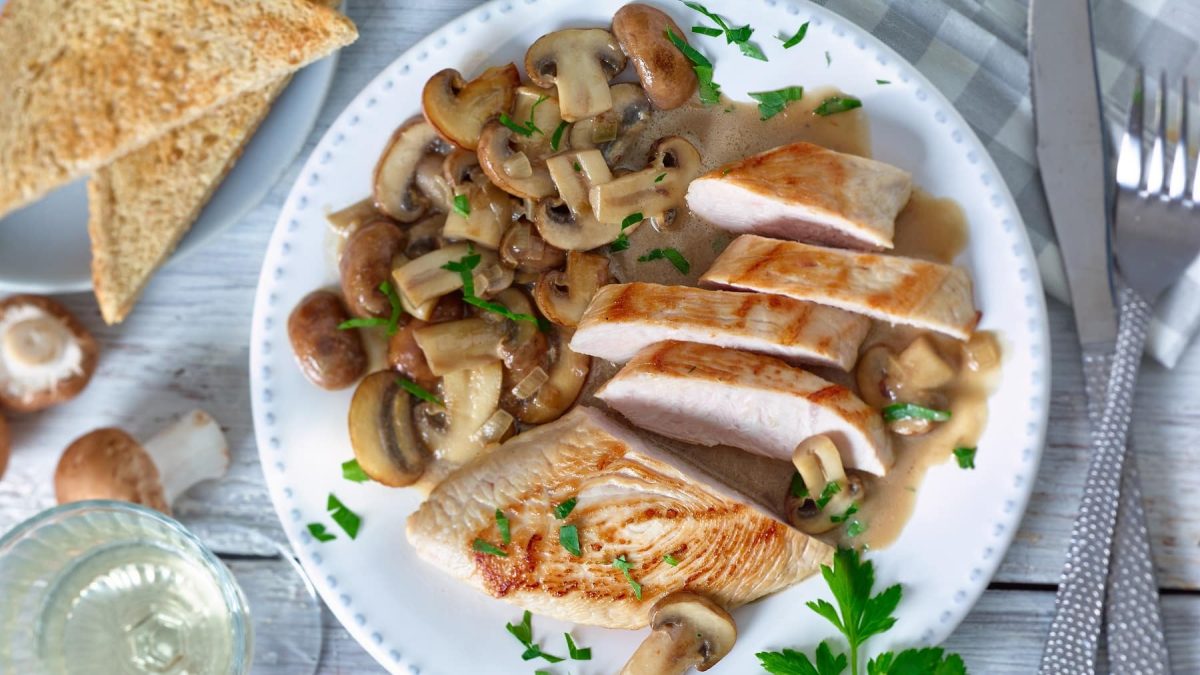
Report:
141,410,230,505
620,626,704,675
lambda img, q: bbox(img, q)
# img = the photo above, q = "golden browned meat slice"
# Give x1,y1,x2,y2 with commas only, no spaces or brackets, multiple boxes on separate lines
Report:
571,282,870,370
597,341,892,475
406,407,832,629
702,234,978,340
685,141,912,250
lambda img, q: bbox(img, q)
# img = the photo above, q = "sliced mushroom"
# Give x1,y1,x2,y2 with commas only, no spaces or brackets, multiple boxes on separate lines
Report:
534,251,611,327
525,29,627,121
511,85,566,156
339,220,407,317
412,318,506,376
477,118,556,199
403,213,447,259
373,118,448,222
414,361,503,465
348,371,429,486
591,136,702,230
487,288,549,376
500,219,567,273
619,592,736,675
422,64,521,149
0,295,98,412
897,336,955,390
785,435,861,534
326,197,385,238
533,198,620,251
513,330,590,425
612,4,699,110
856,340,952,428
443,171,516,249
392,243,473,308
415,154,455,213
546,149,614,213
568,83,652,166
54,410,229,515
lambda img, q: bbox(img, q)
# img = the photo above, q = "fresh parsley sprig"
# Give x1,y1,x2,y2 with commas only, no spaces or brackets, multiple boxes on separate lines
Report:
778,21,809,48
612,554,643,600
749,86,805,120
506,611,565,663
337,281,405,335
497,95,549,137
814,95,863,117
442,244,546,329
682,1,767,61
665,28,722,105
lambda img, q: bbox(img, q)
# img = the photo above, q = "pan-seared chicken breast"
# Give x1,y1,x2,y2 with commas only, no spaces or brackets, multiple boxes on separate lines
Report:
702,234,978,340
406,407,832,629
686,141,912,250
571,282,870,370
596,341,892,476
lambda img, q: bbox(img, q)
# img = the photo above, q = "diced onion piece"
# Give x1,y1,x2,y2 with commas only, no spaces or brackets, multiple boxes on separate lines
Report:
471,409,514,446
512,366,549,400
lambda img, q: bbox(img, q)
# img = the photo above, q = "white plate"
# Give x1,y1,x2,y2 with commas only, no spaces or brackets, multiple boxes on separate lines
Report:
0,0,343,293
250,1,1050,672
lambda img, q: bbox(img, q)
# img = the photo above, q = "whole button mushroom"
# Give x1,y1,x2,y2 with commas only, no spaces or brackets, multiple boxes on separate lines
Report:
612,4,699,110
54,410,231,515
525,29,627,121
620,591,737,674
0,294,98,412
288,290,369,390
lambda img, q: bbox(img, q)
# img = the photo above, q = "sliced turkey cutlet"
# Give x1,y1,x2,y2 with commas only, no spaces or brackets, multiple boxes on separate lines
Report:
685,141,912,250
702,234,978,340
406,407,832,630
571,282,870,370
596,341,892,476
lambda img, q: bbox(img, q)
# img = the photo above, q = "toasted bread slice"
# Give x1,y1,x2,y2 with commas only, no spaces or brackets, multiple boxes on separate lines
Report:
0,0,357,219
87,79,290,324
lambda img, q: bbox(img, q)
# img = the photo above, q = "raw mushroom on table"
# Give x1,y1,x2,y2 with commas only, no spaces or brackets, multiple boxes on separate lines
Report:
0,295,98,412
620,591,737,674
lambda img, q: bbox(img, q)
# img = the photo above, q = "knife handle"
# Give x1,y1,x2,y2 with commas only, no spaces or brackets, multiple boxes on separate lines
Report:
1039,287,1152,675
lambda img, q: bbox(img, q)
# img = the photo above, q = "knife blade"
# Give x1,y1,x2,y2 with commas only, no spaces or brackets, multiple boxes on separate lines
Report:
1029,0,1117,348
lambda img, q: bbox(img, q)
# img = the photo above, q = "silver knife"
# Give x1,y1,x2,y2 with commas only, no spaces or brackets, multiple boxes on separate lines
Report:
1030,1,1169,673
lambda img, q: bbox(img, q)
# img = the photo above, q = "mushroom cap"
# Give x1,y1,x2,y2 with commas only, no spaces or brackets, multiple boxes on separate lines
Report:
533,250,611,328
0,295,98,413
54,428,169,513
477,119,557,199
422,64,521,149
524,28,627,121
651,591,737,671
0,413,10,481
532,198,621,251
612,4,699,110
373,118,446,223
348,371,430,487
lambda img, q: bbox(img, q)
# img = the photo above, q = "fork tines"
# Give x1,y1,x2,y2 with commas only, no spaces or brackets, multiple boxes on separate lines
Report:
1117,69,1197,203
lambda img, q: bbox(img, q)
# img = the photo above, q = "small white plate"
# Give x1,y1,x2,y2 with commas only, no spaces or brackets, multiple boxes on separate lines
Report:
0,0,343,293
250,1,1051,673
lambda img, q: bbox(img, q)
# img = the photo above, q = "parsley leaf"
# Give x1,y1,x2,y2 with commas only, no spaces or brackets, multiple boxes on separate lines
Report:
472,538,507,557
692,25,723,37
397,376,443,407
829,503,859,524
638,247,690,275
882,402,950,422
790,471,810,498
749,86,805,120
779,21,809,48
452,193,471,216
655,172,667,183
739,39,768,61
443,244,545,329
814,95,863,117
621,212,644,230
758,641,847,675
495,509,511,545
846,519,867,538
550,120,569,151
564,633,592,660
337,281,405,336
506,611,564,663
867,648,967,675
612,555,643,600
327,493,362,539
663,554,680,566
815,481,841,510
683,1,728,30
825,50,832,66
554,497,578,519
665,29,722,105
953,446,977,469
526,94,548,135
559,524,581,556
681,2,766,61
307,523,336,542
341,458,370,483
806,548,902,674
876,79,891,85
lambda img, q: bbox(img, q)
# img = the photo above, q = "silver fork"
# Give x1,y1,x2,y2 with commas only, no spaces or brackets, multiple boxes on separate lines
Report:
1041,71,1199,674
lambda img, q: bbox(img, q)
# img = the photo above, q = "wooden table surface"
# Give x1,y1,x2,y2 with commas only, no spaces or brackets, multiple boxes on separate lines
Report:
2,1,1198,673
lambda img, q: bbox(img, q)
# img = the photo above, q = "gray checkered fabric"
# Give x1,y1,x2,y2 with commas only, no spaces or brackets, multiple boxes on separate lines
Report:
811,0,1200,367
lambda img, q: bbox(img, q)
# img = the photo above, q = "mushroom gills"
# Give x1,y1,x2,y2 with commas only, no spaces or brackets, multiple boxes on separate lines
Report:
373,119,446,222
348,371,429,486
533,250,611,327
422,65,521,149
0,303,86,400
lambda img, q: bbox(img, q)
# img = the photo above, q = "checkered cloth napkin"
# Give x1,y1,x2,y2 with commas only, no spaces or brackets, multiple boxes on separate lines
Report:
814,0,1200,367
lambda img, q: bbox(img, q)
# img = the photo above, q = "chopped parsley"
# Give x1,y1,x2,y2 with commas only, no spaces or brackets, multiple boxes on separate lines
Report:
573,161,582,172
612,555,643,600
749,86,805,120
550,120,569,151
397,376,443,407
638,247,690,275
472,537,507,557
341,458,370,483
692,25,723,37
610,212,644,253
327,493,361,539
442,244,545,329
682,1,766,61
825,50,832,66
829,502,859,524
621,212,644,230
790,471,810,499
815,481,841,510
554,497,578,519
882,402,951,423
564,633,592,660
506,611,564,663
654,172,667,183
452,193,471,216
307,523,336,542
876,79,891,85
559,524,581,556
665,28,722,105
609,235,631,252
953,446,977,470
495,509,511,545
846,519,868,538
814,95,863,116
337,280,405,335
778,21,809,48
497,96,547,138
663,554,680,566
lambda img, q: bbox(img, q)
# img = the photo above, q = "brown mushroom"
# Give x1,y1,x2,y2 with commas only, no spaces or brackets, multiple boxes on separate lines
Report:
856,339,952,435
532,198,619,251
591,136,702,230
348,371,429,486
0,412,9,481
403,213,447,259
415,154,455,213
442,165,517,249
0,295,98,412
511,330,589,425
387,321,438,390
612,4,699,110
525,29,627,121
854,344,904,410
500,219,567,273
54,410,230,514
567,83,652,166
534,251,611,327
619,592,737,674
326,197,385,238
422,64,521,149
288,291,368,390
477,118,557,199
786,470,867,535
339,220,407,317
373,118,448,222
